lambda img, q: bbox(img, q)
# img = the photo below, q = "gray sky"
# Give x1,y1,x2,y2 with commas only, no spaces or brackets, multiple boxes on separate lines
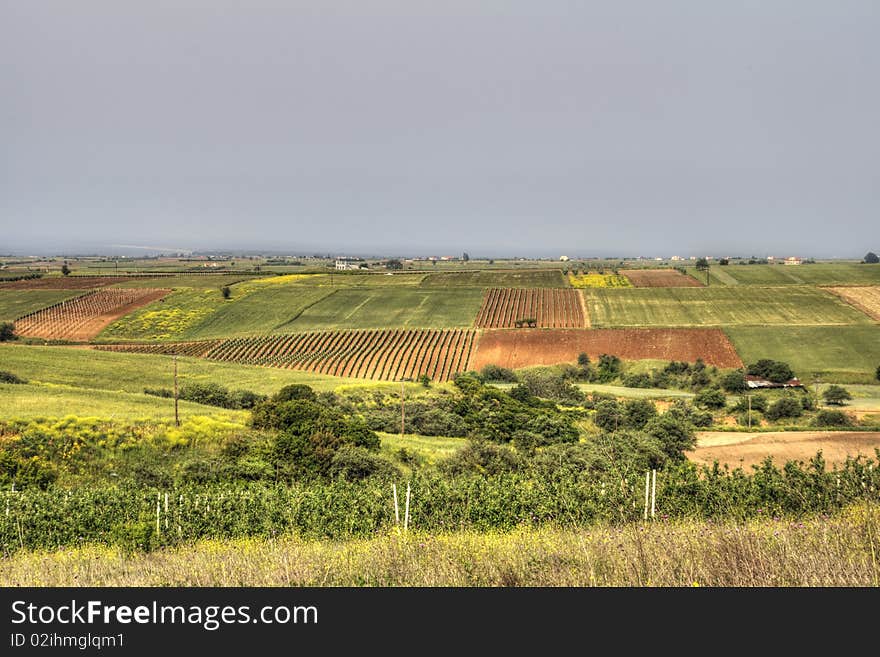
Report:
2,1,878,257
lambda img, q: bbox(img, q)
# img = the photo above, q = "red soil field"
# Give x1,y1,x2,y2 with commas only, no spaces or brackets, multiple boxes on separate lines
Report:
470,328,742,370
14,289,170,341
621,269,703,287
0,276,159,290
474,288,586,328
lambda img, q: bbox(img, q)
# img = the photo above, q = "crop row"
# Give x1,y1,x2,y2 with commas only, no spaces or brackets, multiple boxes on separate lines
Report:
203,328,477,382
94,341,219,357
13,289,169,340
474,288,585,328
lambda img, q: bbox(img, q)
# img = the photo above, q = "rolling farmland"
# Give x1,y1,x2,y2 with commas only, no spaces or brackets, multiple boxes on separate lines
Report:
583,286,871,327
203,328,477,381
474,288,587,328
13,288,170,341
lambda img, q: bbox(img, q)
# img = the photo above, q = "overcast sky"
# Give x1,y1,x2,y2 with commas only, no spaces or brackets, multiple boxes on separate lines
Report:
2,1,878,257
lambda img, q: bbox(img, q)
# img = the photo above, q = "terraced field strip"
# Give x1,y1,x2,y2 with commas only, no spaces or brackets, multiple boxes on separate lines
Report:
582,286,871,327
419,269,567,288
14,289,171,341
199,329,477,381
0,275,160,290
825,286,880,321
94,341,219,357
474,288,585,328
471,328,743,370
621,269,704,287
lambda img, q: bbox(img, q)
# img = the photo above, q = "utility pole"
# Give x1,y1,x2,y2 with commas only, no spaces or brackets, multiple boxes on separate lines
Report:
173,355,180,427
747,394,752,429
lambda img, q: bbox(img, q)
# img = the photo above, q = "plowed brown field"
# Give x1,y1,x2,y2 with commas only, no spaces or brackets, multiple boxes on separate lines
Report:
691,431,880,468
470,328,742,370
622,269,703,287
0,276,159,290
14,289,170,341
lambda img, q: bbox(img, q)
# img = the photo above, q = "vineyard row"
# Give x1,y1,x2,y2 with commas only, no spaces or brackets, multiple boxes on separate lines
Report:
474,288,586,328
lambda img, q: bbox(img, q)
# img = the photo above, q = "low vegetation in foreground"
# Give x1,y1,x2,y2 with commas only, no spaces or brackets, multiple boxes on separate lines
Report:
2,505,878,586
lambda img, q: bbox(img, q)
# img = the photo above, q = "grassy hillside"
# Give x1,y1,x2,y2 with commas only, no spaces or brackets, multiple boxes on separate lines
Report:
0,290,85,322
726,325,880,383
583,287,871,327
185,286,335,338
0,382,248,422
420,269,567,288
286,288,484,330
0,344,422,400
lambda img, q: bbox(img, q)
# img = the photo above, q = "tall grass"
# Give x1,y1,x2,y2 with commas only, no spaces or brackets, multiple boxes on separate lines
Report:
2,504,877,586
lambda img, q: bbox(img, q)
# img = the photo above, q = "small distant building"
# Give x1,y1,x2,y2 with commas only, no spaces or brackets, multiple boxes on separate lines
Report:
767,256,775,262
784,257,802,266
559,255,570,262
670,255,683,261
335,257,361,271
745,375,803,389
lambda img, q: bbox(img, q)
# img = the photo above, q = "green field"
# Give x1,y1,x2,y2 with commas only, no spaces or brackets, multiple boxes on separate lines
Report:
0,382,249,423
419,269,567,288
685,263,880,286
0,290,85,322
726,326,880,383
0,344,425,401
285,288,485,330
184,286,335,338
379,432,467,465
583,287,872,327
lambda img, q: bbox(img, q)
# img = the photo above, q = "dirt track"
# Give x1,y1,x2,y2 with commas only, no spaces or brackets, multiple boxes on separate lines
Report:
470,328,742,370
691,431,880,468
622,269,704,287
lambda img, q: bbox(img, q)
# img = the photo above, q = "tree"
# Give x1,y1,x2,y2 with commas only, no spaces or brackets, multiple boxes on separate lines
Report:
0,322,16,342
593,400,624,432
385,259,403,270
718,258,729,266
462,252,470,262
695,387,726,409
747,359,794,383
273,384,318,403
221,286,231,299
577,352,591,368
765,397,802,421
864,252,879,264
60,264,70,276
695,258,709,271
622,399,657,429
644,415,696,461
720,370,747,393
876,364,880,382
822,385,853,406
